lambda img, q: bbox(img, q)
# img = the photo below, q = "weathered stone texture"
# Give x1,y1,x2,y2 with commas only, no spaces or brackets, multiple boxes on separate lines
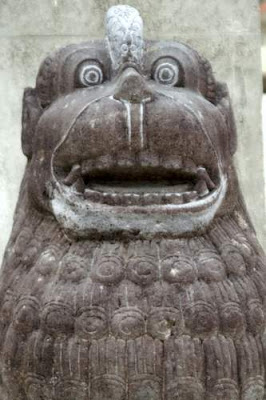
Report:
0,3,265,400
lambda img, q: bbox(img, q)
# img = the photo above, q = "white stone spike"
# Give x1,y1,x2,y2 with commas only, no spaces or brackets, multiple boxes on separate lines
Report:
105,5,144,69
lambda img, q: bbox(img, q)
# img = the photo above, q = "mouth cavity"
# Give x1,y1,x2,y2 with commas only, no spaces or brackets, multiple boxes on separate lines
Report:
56,159,218,207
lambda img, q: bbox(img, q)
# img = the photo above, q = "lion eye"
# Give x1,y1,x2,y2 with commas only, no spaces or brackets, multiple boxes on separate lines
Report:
153,59,180,86
77,61,104,87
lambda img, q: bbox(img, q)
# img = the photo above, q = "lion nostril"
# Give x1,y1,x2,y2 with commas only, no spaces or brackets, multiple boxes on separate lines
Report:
114,68,153,103
130,44,137,52
121,43,129,54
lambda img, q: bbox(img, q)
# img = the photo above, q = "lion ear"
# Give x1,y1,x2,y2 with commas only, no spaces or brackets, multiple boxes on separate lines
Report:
21,88,43,158
215,81,237,156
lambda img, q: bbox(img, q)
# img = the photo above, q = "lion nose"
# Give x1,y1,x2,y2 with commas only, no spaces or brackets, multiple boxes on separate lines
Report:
114,67,153,103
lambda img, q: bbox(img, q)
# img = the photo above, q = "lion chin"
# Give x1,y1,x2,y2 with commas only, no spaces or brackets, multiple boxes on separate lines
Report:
0,5,266,400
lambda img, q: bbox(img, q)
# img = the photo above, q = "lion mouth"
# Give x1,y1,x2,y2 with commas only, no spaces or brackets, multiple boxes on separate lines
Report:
56,159,217,207
51,156,226,237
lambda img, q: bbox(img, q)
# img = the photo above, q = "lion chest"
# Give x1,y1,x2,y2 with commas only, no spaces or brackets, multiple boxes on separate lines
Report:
1,234,266,400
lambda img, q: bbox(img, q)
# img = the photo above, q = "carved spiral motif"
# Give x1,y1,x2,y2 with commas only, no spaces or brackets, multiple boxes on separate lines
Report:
211,379,239,400
232,235,255,259
221,244,246,276
91,375,126,400
197,251,226,282
1,290,15,324
92,256,124,285
167,378,204,400
13,296,40,333
111,307,146,339
41,301,74,334
22,238,40,266
219,302,245,337
106,5,143,69
184,301,218,336
35,245,60,276
242,377,264,400
14,227,32,256
147,307,181,340
129,376,162,400
59,254,87,283
55,380,88,400
25,374,49,400
161,255,197,285
127,256,158,286
75,306,108,340
246,299,265,334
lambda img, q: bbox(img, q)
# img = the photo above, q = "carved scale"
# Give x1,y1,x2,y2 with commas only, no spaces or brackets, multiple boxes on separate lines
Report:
0,5,266,400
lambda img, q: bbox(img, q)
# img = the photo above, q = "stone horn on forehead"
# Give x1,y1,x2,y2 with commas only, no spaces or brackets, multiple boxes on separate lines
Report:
0,3,265,400
105,5,144,68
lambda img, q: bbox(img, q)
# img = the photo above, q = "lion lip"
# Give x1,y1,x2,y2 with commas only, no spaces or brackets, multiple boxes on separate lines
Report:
60,163,217,207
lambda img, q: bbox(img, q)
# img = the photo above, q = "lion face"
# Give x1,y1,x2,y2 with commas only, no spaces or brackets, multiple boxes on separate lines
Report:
22,8,237,238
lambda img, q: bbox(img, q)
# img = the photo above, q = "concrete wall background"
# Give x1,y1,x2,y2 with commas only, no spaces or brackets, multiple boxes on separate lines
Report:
0,0,265,262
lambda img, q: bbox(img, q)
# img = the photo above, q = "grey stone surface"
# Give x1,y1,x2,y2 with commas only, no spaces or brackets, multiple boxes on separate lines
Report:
1,4,266,397
0,0,265,262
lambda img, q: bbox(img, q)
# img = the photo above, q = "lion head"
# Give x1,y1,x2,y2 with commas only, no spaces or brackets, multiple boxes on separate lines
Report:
22,5,240,239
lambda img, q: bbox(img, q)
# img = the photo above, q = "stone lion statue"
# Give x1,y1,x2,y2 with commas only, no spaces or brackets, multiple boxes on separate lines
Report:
0,5,265,400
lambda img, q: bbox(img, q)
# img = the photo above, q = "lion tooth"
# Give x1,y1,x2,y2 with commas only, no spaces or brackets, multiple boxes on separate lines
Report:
95,155,114,171
84,188,93,197
111,193,120,205
197,167,215,190
149,193,161,204
183,158,197,174
73,177,85,194
103,192,123,206
63,164,81,186
84,189,101,202
116,194,125,205
163,193,172,203
123,193,135,205
116,157,135,168
171,194,183,204
132,194,141,205
139,154,159,168
195,179,209,197
142,193,154,205
183,191,198,203
163,158,182,170
102,192,112,204
162,193,180,204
